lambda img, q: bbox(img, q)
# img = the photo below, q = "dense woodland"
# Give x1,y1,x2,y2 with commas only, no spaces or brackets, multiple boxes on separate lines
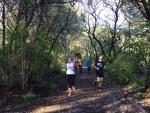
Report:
0,0,150,108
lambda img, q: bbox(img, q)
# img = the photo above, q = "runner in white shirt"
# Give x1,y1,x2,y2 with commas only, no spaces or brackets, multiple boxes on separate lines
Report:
66,58,76,97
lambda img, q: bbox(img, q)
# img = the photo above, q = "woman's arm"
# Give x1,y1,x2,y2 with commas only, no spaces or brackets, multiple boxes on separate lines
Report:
94,62,99,70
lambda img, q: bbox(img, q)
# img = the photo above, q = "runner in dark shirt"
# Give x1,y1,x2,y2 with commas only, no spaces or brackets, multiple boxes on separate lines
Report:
94,55,105,90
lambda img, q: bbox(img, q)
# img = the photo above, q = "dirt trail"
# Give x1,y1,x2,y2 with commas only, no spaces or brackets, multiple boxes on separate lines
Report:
0,72,148,113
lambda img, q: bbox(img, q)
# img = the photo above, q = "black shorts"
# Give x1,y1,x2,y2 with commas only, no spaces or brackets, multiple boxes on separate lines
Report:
96,71,104,77
67,74,75,88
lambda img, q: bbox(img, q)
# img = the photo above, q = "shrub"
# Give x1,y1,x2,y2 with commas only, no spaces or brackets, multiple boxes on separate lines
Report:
107,54,138,84
132,79,145,92
22,91,37,101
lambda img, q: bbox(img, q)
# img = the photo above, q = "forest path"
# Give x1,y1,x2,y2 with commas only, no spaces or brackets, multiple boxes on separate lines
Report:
0,71,148,113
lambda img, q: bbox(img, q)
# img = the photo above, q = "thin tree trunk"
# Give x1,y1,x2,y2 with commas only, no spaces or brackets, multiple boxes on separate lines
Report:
88,34,98,59
2,0,6,54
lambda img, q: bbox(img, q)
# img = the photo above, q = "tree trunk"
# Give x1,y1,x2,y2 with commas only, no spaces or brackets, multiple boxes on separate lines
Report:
88,34,98,59
2,0,6,54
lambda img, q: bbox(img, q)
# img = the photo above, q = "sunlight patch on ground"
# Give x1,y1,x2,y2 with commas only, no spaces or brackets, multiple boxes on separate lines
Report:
143,89,150,106
31,99,81,113
142,98,150,106
119,104,133,112
103,100,121,108
75,96,102,103
31,104,72,113
31,90,111,113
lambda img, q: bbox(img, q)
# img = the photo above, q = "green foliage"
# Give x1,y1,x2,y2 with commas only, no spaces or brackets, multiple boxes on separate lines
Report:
30,34,52,80
108,54,138,84
135,93,146,99
0,0,82,90
132,79,144,92
132,79,146,99
29,32,64,81
70,47,82,58
51,65,62,74
30,72,66,97
22,91,37,101
50,54,64,74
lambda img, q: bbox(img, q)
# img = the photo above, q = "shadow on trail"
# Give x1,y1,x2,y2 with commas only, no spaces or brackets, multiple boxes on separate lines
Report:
12,88,135,113
0,71,145,113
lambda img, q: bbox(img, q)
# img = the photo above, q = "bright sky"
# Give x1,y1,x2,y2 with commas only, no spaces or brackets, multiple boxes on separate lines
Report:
76,0,126,28
0,0,127,30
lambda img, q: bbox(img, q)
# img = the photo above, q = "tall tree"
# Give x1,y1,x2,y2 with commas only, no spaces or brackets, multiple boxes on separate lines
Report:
81,0,106,58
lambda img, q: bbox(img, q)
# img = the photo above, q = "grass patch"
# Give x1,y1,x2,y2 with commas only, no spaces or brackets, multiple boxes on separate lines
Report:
22,91,37,101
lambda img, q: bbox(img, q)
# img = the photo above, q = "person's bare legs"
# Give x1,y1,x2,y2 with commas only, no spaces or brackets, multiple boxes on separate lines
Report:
72,86,75,92
93,77,99,86
97,77,103,88
68,88,72,97
99,77,103,88
97,77,100,88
